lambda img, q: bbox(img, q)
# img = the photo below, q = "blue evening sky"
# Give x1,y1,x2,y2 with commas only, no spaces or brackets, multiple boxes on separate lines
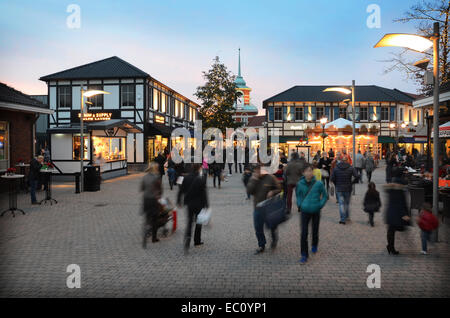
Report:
0,0,424,111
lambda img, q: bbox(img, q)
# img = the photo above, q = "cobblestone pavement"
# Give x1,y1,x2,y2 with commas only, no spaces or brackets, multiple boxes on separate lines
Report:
0,165,449,298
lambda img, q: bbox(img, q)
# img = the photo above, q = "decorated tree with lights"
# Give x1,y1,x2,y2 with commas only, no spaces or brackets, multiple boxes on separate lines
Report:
195,56,241,133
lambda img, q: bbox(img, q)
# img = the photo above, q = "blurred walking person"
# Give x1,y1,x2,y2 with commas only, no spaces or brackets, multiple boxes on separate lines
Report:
141,162,163,248
29,155,44,204
355,150,365,183
284,152,306,215
318,152,331,192
177,163,209,254
331,155,358,224
416,203,439,255
363,182,381,227
166,154,176,190
296,164,328,264
365,152,375,183
247,165,281,254
384,170,410,255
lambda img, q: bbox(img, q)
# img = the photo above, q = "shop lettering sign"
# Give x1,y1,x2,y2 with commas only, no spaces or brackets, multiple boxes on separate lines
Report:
78,112,112,121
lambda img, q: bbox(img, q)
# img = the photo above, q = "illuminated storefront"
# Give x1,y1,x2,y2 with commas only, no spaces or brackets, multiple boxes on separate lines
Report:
48,119,142,179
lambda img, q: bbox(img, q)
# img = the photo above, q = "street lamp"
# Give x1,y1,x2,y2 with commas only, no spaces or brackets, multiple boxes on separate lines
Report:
320,117,328,151
324,80,356,170
79,88,110,192
375,22,440,241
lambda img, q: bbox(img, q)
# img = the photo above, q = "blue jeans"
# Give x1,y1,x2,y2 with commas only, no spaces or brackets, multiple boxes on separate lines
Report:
30,179,38,203
167,168,176,188
421,230,431,252
337,191,351,222
253,208,277,248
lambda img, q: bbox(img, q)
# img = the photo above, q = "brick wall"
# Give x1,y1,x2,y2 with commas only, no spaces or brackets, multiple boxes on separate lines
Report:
0,109,35,167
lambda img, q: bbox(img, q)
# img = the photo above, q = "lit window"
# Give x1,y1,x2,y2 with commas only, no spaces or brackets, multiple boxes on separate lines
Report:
121,84,135,107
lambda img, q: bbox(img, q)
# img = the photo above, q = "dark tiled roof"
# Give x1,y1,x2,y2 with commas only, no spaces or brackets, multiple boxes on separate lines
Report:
40,56,150,81
263,85,415,107
0,82,48,108
247,115,266,127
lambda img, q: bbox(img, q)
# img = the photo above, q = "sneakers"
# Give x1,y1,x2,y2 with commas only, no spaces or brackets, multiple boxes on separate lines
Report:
254,246,265,255
311,246,318,254
421,250,428,255
299,255,308,264
339,221,346,225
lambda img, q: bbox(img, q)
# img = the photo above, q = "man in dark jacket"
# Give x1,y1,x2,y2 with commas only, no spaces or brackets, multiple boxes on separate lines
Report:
29,155,44,204
247,165,281,254
331,156,358,224
177,163,209,253
154,152,166,177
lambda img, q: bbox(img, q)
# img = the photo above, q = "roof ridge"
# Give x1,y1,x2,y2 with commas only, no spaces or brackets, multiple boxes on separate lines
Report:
39,56,149,81
373,85,413,102
263,86,298,103
0,82,47,108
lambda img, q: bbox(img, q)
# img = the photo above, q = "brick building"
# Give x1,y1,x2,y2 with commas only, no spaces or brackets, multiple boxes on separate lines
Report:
0,82,53,172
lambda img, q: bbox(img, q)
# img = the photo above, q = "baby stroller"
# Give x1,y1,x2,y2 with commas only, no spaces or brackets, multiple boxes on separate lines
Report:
142,197,177,248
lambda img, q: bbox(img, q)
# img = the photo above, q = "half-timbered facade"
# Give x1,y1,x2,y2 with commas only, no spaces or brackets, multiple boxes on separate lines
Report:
40,56,199,175
263,85,422,159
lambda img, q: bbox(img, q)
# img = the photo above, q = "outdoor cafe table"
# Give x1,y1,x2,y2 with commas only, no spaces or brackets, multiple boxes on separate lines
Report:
40,169,57,205
1,174,25,217
15,163,30,193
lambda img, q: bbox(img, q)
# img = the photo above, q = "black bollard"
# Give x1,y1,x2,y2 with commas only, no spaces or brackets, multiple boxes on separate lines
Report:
75,173,80,194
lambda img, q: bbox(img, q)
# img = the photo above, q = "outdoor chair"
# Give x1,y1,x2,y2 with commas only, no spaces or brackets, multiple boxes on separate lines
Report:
408,187,425,215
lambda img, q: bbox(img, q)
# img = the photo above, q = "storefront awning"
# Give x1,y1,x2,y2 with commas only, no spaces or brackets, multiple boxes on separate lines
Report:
147,123,173,137
88,119,142,133
47,119,142,134
378,136,396,144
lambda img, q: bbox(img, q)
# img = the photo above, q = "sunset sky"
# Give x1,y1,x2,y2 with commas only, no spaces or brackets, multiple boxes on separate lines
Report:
0,0,424,111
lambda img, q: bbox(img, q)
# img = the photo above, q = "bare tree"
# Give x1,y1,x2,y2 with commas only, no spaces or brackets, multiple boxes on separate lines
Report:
382,0,450,95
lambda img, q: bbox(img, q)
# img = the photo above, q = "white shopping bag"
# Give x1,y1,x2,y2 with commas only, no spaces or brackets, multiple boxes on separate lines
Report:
196,208,211,225
176,176,184,185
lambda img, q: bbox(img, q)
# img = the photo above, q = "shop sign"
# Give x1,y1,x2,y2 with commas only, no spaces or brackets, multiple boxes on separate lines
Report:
290,125,303,130
78,112,112,121
155,115,165,124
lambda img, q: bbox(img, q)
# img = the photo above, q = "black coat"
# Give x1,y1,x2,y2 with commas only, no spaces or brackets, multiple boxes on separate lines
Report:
177,172,208,213
331,162,358,192
28,158,42,181
363,190,381,213
384,184,409,227
154,154,166,176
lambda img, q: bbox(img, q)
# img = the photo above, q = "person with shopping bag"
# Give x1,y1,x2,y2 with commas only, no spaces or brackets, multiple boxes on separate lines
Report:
247,164,282,255
177,163,209,254
296,164,328,264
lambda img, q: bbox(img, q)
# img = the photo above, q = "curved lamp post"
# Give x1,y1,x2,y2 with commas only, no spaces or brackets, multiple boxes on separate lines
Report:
80,89,110,192
374,23,439,241
324,81,356,170
320,117,328,152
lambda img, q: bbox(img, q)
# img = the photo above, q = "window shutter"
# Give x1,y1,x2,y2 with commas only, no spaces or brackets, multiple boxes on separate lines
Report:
268,107,274,121
283,106,288,121
325,106,330,121
390,107,396,121
311,107,316,121
355,107,360,121
369,106,374,121
333,107,339,120
376,106,381,121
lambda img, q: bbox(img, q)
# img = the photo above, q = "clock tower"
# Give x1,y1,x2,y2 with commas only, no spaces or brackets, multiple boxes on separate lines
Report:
233,48,258,125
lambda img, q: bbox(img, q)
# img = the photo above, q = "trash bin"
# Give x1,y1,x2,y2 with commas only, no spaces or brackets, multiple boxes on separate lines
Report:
83,165,101,191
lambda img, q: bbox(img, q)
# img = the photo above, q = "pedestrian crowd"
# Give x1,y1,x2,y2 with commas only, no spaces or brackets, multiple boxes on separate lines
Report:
139,146,440,262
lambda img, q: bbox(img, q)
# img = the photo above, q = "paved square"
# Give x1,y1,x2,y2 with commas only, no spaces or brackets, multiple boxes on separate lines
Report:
0,165,449,297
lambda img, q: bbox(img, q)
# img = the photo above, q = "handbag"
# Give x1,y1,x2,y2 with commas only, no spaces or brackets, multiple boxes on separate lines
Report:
330,184,335,196
196,208,211,225
257,194,286,229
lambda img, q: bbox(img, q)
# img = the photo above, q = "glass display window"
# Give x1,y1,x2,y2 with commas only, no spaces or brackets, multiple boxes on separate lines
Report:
92,136,126,161
0,121,9,170
73,136,89,160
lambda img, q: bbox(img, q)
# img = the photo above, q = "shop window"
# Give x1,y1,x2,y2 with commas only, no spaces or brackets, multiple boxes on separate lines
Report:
381,107,389,121
87,85,103,109
153,88,159,111
72,136,89,160
58,86,72,109
92,136,126,161
295,107,304,121
161,93,166,113
360,107,368,121
0,121,9,170
121,84,135,108
274,107,282,121
339,107,347,119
